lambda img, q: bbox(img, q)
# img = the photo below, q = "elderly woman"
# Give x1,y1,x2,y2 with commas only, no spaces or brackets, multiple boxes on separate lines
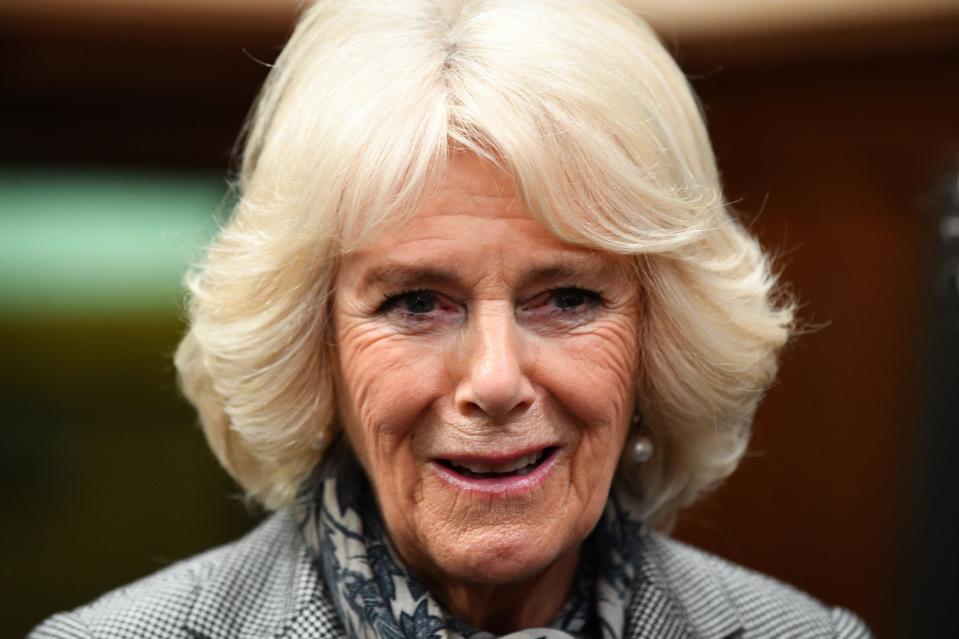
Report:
34,1,872,638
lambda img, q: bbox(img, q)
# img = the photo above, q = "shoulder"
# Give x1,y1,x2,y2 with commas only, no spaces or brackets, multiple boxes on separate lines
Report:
28,544,224,639
641,533,873,639
29,512,343,639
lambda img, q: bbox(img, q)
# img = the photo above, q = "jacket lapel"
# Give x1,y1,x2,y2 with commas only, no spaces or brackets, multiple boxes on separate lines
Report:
626,532,743,639
625,573,695,639
184,512,344,639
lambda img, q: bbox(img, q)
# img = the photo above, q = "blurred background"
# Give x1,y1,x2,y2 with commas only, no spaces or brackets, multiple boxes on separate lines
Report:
3,0,958,636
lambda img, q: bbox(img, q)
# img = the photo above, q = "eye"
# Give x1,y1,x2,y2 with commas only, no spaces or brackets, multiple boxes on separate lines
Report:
378,289,461,328
551,288,596,310
390,290,437,315
520,287,604,324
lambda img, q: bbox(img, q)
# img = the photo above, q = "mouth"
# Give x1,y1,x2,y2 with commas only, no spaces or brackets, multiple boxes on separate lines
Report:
431,446,559,495
436,447,557,478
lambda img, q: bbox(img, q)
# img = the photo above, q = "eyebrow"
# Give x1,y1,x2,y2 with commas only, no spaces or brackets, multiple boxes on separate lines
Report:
357,264,463,294
356,254,620,294
520,261,615,287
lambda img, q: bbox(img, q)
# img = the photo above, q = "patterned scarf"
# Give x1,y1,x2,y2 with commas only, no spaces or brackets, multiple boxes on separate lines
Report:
298,449,647,639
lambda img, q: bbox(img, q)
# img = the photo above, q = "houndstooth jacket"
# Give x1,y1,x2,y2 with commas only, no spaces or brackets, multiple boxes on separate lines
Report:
31,511,872,639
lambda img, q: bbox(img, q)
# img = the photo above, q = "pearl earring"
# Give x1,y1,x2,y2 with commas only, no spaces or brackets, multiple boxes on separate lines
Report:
629,410,653,464
631,434,654,464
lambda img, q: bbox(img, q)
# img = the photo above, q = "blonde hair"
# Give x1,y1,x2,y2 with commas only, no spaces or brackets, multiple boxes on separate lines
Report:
175,0,793,528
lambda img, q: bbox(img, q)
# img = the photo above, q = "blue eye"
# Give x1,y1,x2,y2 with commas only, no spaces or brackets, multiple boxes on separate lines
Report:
380,290,439,316
552,288,593,310
549,287,601,311
399,291,436,314
517,287,604,326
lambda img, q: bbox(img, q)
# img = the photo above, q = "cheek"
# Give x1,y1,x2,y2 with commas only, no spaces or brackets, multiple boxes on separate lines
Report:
334,320,449,464
535,319,638,478
539,319,638,427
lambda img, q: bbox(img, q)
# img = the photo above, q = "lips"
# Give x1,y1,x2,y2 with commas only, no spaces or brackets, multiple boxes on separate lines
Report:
431,446,559,496
438,448,554,478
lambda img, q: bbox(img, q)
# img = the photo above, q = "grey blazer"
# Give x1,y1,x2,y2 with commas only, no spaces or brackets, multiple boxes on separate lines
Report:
31,511,872,639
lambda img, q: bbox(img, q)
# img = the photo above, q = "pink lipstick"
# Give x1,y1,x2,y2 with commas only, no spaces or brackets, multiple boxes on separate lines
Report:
431,446,559,496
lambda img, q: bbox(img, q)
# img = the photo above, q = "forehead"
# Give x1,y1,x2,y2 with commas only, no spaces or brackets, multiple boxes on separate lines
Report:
398,152,532,237
354,153,553,253
338,154,631,290
431,152,518,210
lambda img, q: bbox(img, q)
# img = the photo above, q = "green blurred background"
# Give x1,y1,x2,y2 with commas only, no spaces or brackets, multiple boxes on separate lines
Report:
2,169,256,630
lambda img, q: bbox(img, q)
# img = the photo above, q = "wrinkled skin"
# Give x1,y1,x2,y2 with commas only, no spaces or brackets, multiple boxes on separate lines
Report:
332,153,640,631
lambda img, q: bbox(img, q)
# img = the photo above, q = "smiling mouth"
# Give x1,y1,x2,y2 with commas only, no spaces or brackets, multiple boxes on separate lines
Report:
436,447,557,479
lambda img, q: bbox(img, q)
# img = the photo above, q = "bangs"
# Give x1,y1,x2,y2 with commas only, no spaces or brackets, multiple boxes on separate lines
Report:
449,89,724,257
240,0,725,260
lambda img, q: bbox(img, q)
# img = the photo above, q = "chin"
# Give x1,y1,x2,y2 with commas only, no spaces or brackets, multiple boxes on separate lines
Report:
432,525,574,586
395,453,604,588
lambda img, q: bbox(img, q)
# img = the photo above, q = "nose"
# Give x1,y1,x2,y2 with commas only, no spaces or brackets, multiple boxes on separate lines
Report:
453,304,535,419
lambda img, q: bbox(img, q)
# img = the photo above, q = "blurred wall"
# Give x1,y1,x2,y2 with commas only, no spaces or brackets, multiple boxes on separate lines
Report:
3,2,958,637
671,42,959,638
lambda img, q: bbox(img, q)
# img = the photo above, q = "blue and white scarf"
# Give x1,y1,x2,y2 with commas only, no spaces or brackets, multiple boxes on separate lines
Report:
298,449,647,639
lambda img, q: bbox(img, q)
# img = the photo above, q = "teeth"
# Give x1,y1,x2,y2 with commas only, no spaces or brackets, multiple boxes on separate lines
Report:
461,461,493,473
451,450,546,475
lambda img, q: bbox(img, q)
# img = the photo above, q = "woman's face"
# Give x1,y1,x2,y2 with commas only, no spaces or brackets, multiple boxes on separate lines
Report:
333,154,640,589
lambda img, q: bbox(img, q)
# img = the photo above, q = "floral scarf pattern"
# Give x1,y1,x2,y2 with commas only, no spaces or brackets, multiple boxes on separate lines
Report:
297,450,647,639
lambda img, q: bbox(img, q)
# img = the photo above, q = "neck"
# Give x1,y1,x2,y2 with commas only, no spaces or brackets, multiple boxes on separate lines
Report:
420,546,581,634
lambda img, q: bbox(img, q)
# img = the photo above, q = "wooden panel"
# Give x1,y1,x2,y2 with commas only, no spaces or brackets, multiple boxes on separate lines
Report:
673,53,959,636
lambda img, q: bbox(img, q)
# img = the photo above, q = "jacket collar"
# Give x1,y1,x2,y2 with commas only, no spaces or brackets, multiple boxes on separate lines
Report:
626,530,743,639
